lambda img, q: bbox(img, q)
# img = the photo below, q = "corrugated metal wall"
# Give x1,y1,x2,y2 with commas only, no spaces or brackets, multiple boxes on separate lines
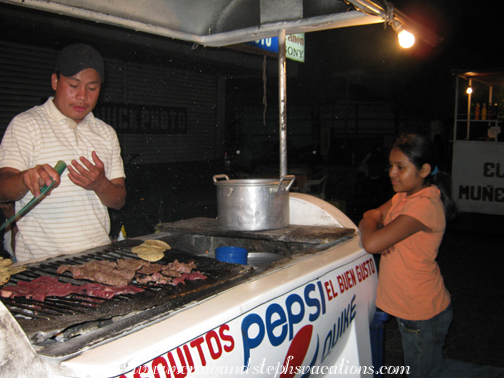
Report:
0,42,55,131
0,41,221,164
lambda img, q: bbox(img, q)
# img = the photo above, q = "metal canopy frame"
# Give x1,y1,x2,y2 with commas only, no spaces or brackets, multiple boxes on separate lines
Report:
1,0,441,177
0,0,386,47
0,0,442,48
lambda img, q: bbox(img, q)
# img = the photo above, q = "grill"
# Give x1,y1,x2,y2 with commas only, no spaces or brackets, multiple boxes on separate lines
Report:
0,191,378,378
1,238,254,358
0,217,354,361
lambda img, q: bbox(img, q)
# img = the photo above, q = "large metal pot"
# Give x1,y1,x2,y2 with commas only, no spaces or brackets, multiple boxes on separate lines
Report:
212,174,295,231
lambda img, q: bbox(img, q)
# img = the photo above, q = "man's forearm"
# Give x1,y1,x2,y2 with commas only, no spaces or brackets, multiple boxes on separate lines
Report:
94,178,126,210
0,169,29,202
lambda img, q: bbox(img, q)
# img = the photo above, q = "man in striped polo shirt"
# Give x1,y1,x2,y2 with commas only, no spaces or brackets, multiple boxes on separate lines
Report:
0,43,126,262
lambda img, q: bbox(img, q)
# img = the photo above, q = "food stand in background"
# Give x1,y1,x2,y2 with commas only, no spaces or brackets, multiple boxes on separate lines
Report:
452,70,504,215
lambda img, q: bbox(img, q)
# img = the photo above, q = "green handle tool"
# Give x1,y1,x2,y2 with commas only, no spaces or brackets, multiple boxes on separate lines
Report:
0,160,67,232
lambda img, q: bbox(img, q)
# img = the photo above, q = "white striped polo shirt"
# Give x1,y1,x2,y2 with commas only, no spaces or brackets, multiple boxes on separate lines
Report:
0,97,125,262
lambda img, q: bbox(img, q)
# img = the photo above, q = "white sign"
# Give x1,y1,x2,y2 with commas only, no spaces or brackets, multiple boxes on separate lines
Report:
452,141,504,214
118,256,377,377
286,33,305,62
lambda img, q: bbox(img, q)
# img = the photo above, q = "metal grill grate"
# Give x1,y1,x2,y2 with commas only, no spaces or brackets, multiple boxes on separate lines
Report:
1,240,251,356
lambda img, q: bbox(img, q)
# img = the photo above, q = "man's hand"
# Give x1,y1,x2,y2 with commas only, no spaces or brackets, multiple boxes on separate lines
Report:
0,165,61,201
21,164,61,198
67,151,126,210
0,202,15,219
67,151,107,192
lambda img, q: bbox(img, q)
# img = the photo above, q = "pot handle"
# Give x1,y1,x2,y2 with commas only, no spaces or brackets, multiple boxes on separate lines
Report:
213,174,230,183
277,175,296,192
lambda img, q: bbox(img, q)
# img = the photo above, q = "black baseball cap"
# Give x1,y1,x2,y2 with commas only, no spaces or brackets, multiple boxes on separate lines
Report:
55,43,105,82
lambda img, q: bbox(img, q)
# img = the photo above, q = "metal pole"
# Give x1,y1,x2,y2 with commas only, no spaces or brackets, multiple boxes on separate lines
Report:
278,29,288,178
489,85,496,142
466,79,471,140
453,74,459,141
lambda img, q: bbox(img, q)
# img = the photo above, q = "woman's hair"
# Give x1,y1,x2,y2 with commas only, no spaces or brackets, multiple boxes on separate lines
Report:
392,133,457,220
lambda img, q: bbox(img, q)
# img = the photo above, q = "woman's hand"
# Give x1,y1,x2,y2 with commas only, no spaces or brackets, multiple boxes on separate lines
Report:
359,196,430,254
362,209,383,226
360,214,429,254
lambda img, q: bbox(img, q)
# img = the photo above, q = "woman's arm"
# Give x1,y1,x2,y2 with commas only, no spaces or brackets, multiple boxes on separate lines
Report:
361,198,392,226
359,212,430,254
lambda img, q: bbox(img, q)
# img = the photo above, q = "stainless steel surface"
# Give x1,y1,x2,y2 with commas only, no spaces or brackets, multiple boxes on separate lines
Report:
213,175,295,231
247,252,284,267
278,29,287,178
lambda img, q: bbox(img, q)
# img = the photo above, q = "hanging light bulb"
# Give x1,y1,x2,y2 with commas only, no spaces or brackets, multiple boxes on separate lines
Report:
466,86,473,94
392,20,415,48
397,29,415,48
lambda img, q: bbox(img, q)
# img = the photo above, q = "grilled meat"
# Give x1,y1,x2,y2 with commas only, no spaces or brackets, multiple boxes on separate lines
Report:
57,259,150,287
135,259,202,284
171,271,207,286
53,257,204,289
0,276,144,301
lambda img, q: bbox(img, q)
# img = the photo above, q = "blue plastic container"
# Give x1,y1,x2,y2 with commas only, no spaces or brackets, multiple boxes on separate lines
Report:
370,310,390,377
215,246,248,265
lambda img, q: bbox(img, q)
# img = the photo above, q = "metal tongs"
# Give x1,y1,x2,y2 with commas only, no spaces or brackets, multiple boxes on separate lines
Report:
0,160,67,232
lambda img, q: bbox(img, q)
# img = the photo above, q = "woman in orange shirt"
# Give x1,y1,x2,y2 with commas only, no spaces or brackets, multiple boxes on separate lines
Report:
359,134,503,378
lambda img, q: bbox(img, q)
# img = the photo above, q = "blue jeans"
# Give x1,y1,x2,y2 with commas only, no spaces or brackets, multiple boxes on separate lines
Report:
397,303,504,378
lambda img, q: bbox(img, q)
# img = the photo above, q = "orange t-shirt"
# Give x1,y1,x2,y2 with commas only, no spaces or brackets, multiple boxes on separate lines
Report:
376,185,451,320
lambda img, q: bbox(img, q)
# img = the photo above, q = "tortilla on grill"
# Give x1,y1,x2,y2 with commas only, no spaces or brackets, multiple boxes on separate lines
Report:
131,239,171,261
0,258,13,267
131,245,164,254
0,259,26,285
144,240,171,249
3,266,26,275
137,250,165,262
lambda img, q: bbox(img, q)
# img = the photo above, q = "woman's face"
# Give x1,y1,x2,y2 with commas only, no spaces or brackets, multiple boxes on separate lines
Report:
389,148,430,196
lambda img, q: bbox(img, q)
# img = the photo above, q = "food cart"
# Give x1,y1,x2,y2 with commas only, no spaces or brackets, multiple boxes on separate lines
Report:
2,196,381,378
452,70,504,215
0,1,440,377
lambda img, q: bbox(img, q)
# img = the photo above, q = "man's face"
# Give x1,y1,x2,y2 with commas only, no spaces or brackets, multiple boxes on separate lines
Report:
51,68,101,124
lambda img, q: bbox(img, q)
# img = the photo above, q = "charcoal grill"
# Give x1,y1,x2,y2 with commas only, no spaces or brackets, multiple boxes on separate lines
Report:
1,237,255,357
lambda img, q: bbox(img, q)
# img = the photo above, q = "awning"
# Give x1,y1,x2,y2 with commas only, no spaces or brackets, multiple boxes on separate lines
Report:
0,0,441,47
455,70,504,87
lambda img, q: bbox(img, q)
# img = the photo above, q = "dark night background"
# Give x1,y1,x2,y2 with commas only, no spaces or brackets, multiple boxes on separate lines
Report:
1,0,500,118
301,0,500,124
